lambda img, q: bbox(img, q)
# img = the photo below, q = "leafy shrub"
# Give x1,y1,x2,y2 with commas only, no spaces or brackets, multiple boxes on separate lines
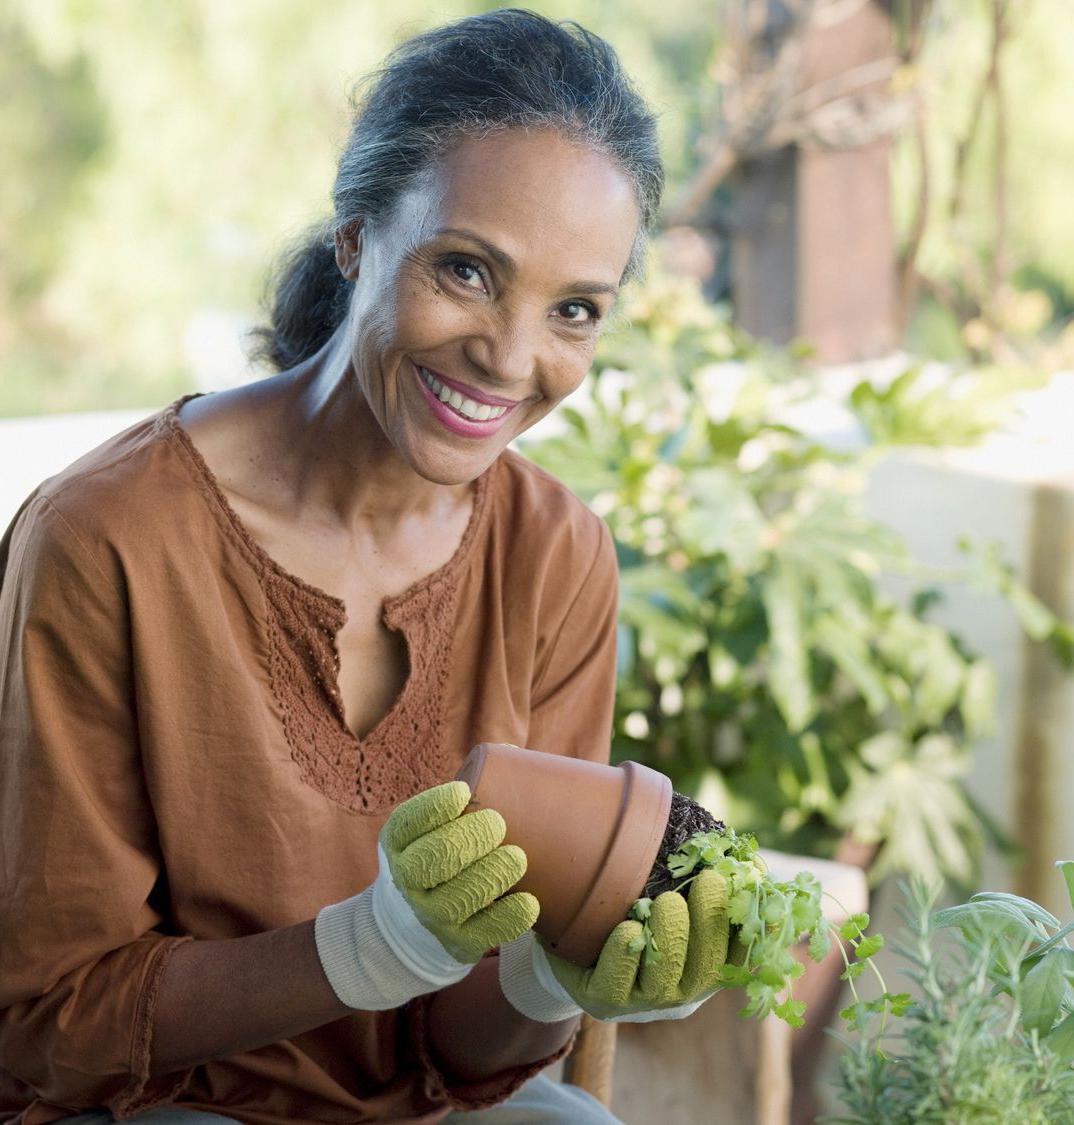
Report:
520,267,1072,887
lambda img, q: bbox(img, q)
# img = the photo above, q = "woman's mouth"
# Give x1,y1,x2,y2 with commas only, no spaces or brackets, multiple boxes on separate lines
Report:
414,362,519,438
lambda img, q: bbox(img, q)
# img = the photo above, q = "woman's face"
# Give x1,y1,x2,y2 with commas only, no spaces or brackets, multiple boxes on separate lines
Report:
335,127,641,485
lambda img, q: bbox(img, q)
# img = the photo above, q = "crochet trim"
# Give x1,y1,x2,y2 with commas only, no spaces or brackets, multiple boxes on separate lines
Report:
406,983,580,1111
161,395,496,816
114,934,197,1118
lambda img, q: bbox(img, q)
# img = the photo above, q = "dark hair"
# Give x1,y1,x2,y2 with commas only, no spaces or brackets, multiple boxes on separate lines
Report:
250,8,664,372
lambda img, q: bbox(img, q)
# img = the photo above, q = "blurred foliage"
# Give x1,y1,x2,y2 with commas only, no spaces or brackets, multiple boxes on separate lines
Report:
893,0,1074,363
0,0,723,416
2,1,1073,415
519,263,1073,889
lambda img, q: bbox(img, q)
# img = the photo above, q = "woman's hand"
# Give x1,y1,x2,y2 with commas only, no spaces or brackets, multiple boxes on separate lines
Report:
545,868,739,1019
380,779,539,963
499,868,746,1024
315,780,538,1012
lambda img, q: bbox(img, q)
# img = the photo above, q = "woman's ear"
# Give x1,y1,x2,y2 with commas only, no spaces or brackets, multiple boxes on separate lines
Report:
334,223,363,281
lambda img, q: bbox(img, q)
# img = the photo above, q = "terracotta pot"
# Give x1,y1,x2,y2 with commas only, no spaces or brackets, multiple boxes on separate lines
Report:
455,742,672,967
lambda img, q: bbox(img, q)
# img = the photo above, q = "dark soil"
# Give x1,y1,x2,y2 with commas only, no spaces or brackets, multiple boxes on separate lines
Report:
642,791,725,899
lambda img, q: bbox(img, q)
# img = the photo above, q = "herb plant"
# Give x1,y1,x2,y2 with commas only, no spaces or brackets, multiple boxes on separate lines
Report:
627,826,907,1029
829,862,1074,1123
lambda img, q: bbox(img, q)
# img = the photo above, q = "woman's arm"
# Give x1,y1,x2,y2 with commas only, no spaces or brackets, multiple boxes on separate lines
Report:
150,920,576,1080
424,956,580,1082
149,919,352,1074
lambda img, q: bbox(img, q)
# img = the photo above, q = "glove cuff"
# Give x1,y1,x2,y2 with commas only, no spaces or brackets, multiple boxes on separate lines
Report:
372,842,475,978
498,931,584,1023
313,851,472,1012
611,996,709,1023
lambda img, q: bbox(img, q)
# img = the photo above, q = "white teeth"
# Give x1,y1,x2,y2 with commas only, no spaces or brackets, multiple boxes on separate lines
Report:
419,367,508,421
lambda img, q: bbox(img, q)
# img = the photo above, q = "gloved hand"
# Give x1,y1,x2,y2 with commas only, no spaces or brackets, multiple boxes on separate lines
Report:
500,867,746,1024
316,780,539,1011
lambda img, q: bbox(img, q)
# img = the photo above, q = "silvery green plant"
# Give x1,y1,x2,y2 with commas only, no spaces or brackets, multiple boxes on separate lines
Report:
519,265,1073,888
828,863,1074,1123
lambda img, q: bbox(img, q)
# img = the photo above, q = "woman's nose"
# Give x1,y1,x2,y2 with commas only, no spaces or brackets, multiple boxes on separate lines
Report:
462,312,542,393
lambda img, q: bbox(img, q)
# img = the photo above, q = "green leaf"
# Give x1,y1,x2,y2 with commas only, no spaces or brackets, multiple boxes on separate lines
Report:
678,466,767,570
841,961,866,981
773,997,806,1028
812,616,889,715
1045,1012,1074,1062
761,560,815,733
885,992,913,1017
1020,952,1072,1035
839,913,870,940
808,925,832,962
934,900,1042,944
1057,860,1074,914
855,934,885,960
969,891,1059,931
630,898,654,922
961,660,998,740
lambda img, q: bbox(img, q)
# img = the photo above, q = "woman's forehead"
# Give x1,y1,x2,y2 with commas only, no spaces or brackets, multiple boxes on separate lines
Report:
399,129,639,282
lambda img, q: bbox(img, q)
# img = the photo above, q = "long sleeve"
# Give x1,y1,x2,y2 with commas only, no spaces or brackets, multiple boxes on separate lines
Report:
0,495,195,1118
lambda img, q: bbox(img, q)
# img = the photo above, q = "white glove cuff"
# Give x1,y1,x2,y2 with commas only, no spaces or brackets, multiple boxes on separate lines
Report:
313,845,471,1012
497,932,715,1024
371,842,473,981
498,931,584,1023
612,996,708,1023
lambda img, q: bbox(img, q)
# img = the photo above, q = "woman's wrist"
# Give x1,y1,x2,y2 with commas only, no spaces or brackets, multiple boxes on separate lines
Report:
314,872,472,1012
426,954,580,1084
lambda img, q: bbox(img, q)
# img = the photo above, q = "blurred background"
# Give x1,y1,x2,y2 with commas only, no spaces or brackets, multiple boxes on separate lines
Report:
4,2,1074,1121
3,0,1072,414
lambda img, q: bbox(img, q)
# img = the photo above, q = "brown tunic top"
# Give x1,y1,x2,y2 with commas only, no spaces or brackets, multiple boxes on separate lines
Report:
0,396,619,1124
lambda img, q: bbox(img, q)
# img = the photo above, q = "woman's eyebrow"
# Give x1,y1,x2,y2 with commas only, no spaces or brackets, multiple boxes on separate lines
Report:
433,226,620,297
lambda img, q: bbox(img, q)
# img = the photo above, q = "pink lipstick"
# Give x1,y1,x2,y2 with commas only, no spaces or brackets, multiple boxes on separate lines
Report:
414,361,520,439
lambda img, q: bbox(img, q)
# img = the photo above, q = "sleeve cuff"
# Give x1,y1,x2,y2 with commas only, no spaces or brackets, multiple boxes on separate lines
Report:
110,934,197,1119
405,955,580,1112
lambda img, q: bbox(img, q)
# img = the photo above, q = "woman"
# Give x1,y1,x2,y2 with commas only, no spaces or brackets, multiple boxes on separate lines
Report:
0,10,733,1123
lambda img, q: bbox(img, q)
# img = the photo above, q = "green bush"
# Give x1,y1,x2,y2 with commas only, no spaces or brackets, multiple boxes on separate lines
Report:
520,268,1072,888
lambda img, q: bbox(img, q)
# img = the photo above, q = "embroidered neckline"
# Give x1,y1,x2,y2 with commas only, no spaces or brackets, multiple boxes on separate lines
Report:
157,392,498,815
160,392,495,621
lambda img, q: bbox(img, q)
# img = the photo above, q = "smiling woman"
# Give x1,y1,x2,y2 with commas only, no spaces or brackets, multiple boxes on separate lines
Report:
0,10,676,1125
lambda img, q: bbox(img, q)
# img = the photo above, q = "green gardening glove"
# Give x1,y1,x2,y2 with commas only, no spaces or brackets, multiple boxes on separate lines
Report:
378,780,540,964
539,867,746,1021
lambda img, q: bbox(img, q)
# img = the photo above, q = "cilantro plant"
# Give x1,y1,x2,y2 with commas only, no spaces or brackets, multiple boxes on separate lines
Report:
627,827,907,1029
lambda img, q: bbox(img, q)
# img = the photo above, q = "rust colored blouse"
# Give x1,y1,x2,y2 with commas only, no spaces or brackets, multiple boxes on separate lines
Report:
0,395,619,1124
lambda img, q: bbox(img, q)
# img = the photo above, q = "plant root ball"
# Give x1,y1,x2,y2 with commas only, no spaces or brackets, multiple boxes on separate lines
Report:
642,791,725,899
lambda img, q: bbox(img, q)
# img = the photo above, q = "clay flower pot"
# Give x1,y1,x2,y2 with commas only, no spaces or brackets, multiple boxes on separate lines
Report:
455,742,672,967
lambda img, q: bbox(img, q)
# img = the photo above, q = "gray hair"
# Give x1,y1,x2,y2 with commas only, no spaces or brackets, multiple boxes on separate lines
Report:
250,8,664,371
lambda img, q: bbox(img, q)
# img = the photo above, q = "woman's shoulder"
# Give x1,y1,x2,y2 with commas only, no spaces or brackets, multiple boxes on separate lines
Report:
489,447,614,575
3,396,210,564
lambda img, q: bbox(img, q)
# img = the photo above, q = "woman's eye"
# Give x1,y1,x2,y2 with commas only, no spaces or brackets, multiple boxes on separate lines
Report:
558,300,600,326
444,258,485,289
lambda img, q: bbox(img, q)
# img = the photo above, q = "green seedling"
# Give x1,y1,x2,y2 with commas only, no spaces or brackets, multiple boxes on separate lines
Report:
628,827,901,1029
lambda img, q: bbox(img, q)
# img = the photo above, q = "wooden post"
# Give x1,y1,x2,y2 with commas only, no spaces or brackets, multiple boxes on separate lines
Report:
732,0,898,362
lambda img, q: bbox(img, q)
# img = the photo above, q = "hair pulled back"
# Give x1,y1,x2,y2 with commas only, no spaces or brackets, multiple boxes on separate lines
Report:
250,8,664,372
